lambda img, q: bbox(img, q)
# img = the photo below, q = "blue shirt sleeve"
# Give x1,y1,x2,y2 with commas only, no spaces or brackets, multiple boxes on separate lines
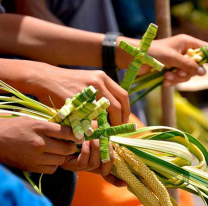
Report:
0,164,52,206
0,0,5,13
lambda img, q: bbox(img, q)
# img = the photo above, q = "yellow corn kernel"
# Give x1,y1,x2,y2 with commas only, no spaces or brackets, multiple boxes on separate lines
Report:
113,151,160,206
116,146,172,206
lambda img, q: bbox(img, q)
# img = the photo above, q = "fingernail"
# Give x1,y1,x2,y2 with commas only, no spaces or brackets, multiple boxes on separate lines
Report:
178,71,187,77
163,81,171,86
85,141,90,147
197,67,206,75
166,75,174,80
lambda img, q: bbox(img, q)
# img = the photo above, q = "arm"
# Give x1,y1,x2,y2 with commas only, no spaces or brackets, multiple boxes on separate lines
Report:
0,13,137,69
0,58,130,125
12,0,208,83
0,14,206,85
0,14,105,67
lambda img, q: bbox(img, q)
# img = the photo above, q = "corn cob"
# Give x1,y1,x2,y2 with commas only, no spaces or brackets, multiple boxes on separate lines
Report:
116,146,172,206
113,151,160,206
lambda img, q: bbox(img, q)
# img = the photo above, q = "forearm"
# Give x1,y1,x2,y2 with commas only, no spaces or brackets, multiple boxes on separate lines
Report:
0,14,104,67
0,58,50,95
0,14,137,69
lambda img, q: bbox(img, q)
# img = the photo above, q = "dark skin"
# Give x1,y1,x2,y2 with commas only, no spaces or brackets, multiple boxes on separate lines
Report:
0,3,207,188
3,0,207,85
0,58,127,187
0,14,206,88
0,116,126,186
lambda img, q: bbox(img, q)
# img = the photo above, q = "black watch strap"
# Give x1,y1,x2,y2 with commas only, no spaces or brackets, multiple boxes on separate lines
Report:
102,32,122,82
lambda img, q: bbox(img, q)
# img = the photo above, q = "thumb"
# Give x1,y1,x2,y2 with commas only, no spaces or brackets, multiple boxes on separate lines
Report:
171,52,206,76
41,121,83,144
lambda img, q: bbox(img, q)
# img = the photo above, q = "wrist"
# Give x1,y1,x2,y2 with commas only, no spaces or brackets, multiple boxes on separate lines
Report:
115,36,140,69
102,32,122,81
19,61,54,96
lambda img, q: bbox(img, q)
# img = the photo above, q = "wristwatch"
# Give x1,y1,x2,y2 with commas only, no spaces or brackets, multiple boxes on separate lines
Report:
102,32,123,82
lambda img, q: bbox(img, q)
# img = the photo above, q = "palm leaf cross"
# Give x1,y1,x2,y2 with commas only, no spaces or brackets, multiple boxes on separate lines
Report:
120,23,164,92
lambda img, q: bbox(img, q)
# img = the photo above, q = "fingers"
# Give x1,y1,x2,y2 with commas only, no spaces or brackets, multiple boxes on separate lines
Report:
181,35,208,51
60,155,77,171
176,67,206,77
169,52,204,75
44,136,77,155
102,174,128,187
38,121,83,144
105,92,122,126
163,71,191,86
164,66,207,86
39,153,66,166
76,141,91,169
95,82,122,126
99,144,114,176
91,144,114,176
87,140,101,170
61,141,91,171
91,120,98,129
91,71,130,126
61,141,114,174
30,165,58,174
62,140,101,171
104,75,130,124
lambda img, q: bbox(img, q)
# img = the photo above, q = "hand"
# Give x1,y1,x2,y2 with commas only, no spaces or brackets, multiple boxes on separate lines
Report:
32,65,130,126
0,116,82,174
0,59,130,125
61,140,127,187
149,34,207,86
116,34,207,86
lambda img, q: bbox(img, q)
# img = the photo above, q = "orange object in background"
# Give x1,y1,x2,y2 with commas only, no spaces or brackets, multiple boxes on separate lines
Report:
71,113,194,206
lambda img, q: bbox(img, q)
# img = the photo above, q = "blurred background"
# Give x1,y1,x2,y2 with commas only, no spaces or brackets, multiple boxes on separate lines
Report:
111,0,208,142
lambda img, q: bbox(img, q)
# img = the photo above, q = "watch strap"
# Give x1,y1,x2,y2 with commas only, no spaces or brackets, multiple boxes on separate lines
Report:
102,32,122,82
